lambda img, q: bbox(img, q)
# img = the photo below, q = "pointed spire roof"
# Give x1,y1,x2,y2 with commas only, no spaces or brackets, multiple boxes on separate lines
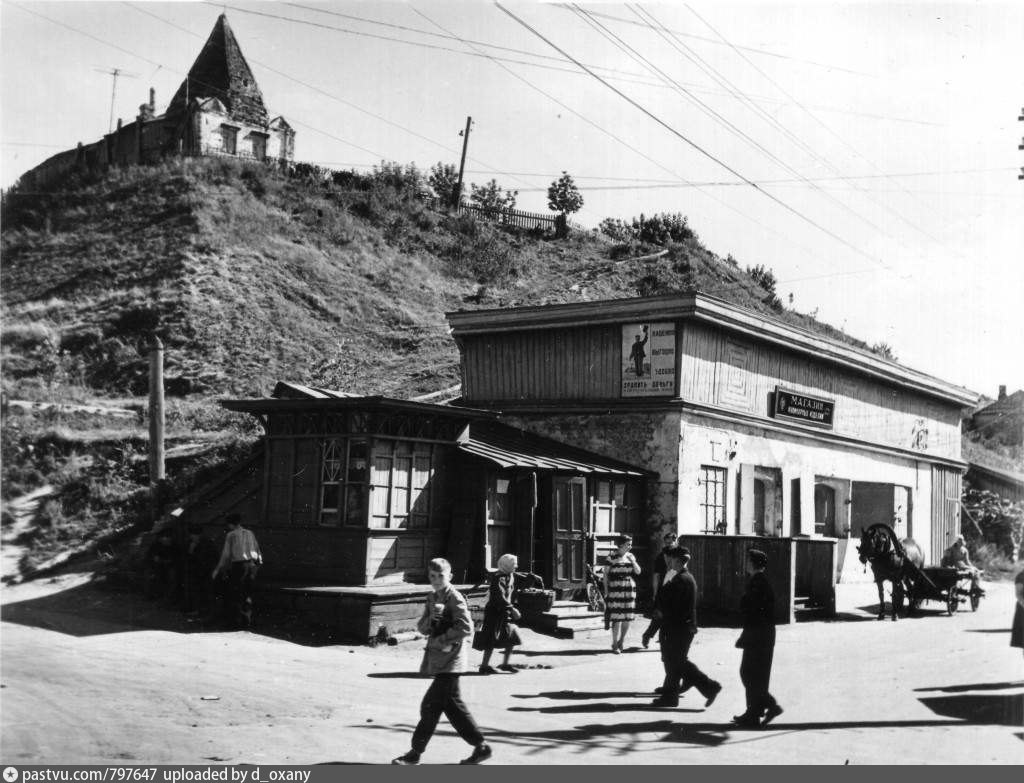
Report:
166,14,269,126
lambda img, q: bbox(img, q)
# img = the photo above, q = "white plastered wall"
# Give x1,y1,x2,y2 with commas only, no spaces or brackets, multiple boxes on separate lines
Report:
677,414,936,559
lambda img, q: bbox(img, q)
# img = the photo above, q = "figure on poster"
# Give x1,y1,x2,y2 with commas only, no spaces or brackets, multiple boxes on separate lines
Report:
629,325,649,377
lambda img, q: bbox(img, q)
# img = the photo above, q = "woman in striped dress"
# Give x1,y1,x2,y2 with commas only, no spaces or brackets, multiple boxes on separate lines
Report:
603,534,642,653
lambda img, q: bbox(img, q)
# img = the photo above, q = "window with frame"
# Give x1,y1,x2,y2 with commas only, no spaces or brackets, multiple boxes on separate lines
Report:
370,440,438,529
318,438,367,526
592,478,641,534
698,465,728,534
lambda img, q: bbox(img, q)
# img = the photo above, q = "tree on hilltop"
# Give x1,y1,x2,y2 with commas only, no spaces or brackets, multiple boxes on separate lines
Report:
470,179,518,212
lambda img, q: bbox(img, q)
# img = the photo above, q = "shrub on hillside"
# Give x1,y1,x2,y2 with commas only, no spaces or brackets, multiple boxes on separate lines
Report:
429,163,459,204
1,322,59,356
371,161,427,197
635,212,696,245
469,180,518,212
599,218,632,242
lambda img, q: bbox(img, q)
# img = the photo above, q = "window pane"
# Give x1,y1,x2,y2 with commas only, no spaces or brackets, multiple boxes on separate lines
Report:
344,486,365,525
597,481,611,504
348,440,367,483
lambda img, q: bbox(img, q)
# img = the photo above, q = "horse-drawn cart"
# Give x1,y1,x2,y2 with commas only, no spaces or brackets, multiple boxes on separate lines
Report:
857,523,984,620
906,565,983,616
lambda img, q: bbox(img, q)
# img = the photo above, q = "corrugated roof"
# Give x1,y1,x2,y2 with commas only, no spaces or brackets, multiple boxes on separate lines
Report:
456,421,652,476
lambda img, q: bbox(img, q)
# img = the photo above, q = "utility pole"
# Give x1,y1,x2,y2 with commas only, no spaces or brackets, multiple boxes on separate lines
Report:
94,67,139,133
452,116,473,209
148,335,165,489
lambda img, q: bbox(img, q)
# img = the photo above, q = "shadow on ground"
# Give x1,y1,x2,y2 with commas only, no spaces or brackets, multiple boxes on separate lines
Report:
918,693,1024,726
0,577,351,647
356,714,979,758
914,681,1024,693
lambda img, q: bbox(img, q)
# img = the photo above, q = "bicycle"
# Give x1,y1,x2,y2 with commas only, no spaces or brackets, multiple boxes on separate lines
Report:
584,563,606,614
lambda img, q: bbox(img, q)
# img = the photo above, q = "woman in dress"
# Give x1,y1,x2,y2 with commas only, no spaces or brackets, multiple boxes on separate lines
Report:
473,553,523,674
603,534,642,653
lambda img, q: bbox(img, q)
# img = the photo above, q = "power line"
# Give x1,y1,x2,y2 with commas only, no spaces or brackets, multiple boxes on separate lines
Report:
495,2,889,271
680,4,944,247
216,1,939,127
409,5,826,245
572,3,896,246
555,5,877,77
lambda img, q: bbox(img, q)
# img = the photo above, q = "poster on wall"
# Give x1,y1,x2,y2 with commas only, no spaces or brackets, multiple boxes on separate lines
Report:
621,322,676,397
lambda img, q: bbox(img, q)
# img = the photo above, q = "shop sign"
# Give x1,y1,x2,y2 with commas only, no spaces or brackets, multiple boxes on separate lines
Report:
621,322,676,397
773,387,835,427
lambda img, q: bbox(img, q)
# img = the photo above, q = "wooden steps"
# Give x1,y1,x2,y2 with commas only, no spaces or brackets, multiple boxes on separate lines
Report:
526,600,607,639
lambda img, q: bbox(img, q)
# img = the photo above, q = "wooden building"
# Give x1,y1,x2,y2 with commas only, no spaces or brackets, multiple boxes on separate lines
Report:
204,383,651,598
447,292,979,609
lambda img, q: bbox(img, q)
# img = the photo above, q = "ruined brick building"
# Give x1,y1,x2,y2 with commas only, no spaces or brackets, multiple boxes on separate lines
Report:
16,14,295,190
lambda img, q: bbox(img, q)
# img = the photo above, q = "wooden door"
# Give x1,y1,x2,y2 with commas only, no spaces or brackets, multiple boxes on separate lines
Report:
814,484,836,537
551,476,587,592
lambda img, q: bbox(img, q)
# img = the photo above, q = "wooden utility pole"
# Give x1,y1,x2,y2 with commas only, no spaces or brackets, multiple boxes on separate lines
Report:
452,116,473,209
94,67,139,133
148,336,165,487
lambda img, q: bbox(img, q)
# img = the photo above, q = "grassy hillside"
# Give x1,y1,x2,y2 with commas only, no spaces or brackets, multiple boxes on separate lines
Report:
2,156,880,400
0,155,882,573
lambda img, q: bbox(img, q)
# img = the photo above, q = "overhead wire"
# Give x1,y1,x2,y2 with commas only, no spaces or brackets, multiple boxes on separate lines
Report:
680,3,945,246
495,3,890,271
220,0,938,126
409,4,856,257
555,5,877,78
129,2,542,189
571,3,896,249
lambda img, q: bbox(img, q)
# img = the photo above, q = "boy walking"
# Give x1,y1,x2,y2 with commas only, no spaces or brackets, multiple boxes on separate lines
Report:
393,558,492,765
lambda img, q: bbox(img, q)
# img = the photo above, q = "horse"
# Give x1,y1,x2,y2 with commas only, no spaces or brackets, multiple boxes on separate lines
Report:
856,523,924,621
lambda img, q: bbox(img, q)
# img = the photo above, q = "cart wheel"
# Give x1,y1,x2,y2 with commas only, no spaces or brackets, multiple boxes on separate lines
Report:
586,583,606,614
970,591,980,612
946,591,958,615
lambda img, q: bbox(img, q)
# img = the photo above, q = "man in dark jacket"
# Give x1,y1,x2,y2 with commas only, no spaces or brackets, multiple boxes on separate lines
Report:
733,549,783,727
651,546,721,708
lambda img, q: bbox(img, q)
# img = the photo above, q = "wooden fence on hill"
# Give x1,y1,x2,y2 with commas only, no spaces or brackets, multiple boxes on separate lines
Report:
455,202,556,230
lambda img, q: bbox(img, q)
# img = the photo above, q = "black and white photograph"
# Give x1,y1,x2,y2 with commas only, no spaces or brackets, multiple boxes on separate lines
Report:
1,0,1022,767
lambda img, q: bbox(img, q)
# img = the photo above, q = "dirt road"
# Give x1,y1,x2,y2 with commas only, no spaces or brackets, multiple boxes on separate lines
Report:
1,572,1021,765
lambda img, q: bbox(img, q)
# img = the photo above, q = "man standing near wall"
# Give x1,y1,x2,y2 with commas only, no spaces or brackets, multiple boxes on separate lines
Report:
650,546,721,708
212,513,262,629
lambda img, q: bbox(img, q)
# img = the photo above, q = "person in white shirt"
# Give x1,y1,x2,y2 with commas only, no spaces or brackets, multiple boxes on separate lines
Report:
212,513,262,629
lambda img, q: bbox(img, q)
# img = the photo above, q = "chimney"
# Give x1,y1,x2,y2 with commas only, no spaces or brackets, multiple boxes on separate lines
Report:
998,385,1007,401
150,87,155,113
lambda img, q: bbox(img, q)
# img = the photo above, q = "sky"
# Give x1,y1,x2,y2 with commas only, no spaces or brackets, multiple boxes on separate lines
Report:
2,0,1022,401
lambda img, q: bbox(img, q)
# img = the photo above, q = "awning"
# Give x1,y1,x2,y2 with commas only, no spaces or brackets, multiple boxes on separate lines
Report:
456,421,652,477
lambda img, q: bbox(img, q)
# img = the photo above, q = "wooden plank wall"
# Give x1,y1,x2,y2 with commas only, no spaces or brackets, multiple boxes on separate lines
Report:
463,326,621,402
794,538,837,614
678,535,795,624
679,322,962,459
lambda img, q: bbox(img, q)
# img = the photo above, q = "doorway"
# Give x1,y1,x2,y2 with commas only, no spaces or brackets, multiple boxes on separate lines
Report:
814,483,837,537
547,476,587,593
